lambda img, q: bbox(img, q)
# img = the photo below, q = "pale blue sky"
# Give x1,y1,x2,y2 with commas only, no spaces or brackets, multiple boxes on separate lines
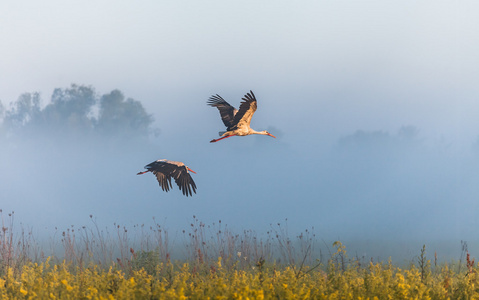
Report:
1,1,479,143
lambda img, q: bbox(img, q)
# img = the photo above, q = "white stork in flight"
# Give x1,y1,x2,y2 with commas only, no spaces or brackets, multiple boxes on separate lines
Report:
207,90,276,143
137,159,197,197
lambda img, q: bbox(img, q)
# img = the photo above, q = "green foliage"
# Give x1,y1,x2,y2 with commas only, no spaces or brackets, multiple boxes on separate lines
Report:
3,248,479,299
130,249,161,276
2,213,479,298
417,244,431,282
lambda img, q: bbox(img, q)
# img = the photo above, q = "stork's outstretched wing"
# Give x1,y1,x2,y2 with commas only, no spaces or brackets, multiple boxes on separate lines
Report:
172,167,197,197
153,170,173,192
230,90,257,130
207,94,238,128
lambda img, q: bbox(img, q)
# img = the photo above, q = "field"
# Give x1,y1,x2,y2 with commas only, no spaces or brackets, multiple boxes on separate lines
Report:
1,212,478,299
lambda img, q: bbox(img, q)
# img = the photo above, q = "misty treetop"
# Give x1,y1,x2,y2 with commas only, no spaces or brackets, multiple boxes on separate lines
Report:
97,89,154,138
0,84,155,141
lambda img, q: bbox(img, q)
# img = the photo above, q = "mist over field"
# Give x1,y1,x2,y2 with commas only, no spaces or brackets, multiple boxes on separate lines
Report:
2,1,479,262
1,83,479,262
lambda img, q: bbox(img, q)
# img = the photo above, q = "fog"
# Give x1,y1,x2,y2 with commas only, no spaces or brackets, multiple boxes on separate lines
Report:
2,85,479,262
1,0,479,262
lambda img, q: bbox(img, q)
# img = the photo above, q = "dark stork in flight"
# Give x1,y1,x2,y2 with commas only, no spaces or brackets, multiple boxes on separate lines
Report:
207,90,276,143
137,159,197,197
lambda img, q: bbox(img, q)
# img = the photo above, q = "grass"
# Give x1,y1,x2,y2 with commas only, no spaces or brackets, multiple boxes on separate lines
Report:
1,210,479,299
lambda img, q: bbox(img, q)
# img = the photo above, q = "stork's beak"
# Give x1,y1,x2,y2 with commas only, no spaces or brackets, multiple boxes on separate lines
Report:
187,168,197,174
268,133,276,138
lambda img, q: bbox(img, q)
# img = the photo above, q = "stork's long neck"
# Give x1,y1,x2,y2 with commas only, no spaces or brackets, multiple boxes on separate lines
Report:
250,129,268,135
250,129,276,138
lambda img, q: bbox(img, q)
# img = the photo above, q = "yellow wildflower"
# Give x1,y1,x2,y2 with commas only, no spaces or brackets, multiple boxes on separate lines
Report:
61,279,73,291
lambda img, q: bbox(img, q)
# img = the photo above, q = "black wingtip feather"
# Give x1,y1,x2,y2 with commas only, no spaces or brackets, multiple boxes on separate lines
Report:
241,90,256,102
207,94,227,107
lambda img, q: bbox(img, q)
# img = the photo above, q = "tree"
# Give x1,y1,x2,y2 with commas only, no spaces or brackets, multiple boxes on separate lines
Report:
0,100,4,119
0,100,4,138
334,126,422,176
1,84,156,142
38,84,96,135
337,126,420,153
337,129,391,150
96,89,153,139
2,92,41,135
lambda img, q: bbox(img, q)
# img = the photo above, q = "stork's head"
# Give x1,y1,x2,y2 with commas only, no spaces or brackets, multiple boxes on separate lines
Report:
262,130,276,138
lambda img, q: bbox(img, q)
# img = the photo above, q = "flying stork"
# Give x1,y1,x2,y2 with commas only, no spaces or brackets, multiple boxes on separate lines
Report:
137,159,197,197
207,90,276,143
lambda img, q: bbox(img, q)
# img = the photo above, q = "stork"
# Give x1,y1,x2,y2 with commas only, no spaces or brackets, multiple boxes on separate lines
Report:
207,90,276,143
137,159,197,197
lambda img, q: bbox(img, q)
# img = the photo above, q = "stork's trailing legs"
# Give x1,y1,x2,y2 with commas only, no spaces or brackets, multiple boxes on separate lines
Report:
210,134,236,143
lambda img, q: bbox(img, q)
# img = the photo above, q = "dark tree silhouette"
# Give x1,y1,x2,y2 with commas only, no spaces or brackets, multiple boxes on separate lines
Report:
0,84,155,142
2,92,41,135
39,84,96,135
96,89,153,139
337,126,420,152
0,100,4,118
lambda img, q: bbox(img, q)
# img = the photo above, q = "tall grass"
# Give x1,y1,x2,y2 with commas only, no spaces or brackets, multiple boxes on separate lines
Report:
3,210,479,298
0,211,322,276
0,210,41,277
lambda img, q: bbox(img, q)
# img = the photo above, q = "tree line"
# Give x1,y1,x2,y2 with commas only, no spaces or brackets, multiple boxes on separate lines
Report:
0,84,156,141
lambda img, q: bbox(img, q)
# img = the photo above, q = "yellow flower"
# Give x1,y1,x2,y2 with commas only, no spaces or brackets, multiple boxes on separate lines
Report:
218,256,222,268
61,279,73,291
20,288,28,296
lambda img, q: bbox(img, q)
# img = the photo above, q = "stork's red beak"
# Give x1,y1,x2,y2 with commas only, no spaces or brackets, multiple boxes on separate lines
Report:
188,168,197,174
268,133,276,138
